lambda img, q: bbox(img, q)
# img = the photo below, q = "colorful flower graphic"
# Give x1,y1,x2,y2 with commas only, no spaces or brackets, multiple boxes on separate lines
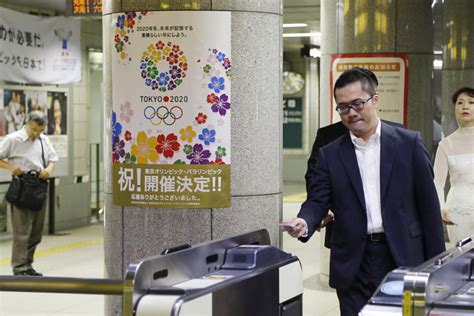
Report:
186,144,211,164
114,11,148,62
223,57,231,69
157,72,170,87
183,144,193,155
119,101,134,124
123,152,137,164
208,76,225,93
156,40,165,50
211,94,231,116
210,157,225,165
112,136,125,163
124,130,132,141
131,131,159,164
180,125,196,143
202,48,232,79
179,61,188,71
215,146,227,158
217,52,225,62
199,49,232,119
169,65,182,80
125,12,136,28
166,52,180,65
167,80,177,91
112,111,122,141
156,133,180,158
195,112,207,124
199,128,216,146
140,41,187,92
116,15,125,29
207,93,218,104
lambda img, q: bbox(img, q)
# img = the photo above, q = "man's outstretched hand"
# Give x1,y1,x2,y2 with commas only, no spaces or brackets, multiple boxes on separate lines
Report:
280,218,308,238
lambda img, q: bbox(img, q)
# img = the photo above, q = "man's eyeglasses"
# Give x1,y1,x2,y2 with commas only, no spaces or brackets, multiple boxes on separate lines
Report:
336,96,374,114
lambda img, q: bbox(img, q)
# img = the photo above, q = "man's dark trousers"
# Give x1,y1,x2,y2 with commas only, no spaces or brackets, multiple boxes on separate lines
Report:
336,237,396,315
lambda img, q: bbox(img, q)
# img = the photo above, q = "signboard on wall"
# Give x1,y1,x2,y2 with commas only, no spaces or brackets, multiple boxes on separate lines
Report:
111,11,231,209
330,53,408,126
0,7,81,84
0,86,69,158
67,0,102,16
283,97,303,149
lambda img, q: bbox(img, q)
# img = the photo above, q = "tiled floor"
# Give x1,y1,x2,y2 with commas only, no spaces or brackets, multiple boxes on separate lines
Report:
0,182,339,315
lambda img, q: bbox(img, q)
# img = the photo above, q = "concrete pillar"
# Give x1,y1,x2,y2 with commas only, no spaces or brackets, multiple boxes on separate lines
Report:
319,0,434,285
441,0,474,135
102,0,282,314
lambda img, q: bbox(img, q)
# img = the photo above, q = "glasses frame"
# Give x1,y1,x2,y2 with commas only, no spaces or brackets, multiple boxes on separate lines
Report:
336,95,374,114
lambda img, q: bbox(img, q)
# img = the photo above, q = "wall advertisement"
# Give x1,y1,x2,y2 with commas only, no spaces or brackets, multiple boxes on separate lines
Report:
330,53,408,126
111,11,231,208
0,7,81,84
283,97,303,149
0,86,68,158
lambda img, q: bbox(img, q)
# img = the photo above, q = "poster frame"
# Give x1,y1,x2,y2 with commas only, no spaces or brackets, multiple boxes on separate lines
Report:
330,53,409,126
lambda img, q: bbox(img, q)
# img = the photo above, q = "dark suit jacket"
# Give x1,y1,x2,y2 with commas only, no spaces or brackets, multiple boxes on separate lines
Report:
305,122,347,248
306,121,403,248
298,122,445,289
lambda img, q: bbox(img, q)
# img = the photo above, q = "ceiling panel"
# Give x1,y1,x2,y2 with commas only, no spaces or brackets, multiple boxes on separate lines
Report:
283,0,321,51
3,0,66,14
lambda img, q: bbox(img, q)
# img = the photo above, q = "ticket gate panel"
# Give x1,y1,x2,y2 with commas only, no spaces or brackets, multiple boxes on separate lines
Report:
180,294,213,316
360,236,474,316
129,230,303,316
212,268,279,316
279,261,304,304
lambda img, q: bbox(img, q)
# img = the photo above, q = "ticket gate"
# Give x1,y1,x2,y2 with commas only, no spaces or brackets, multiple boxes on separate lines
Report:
126,229,303,316
360,236,474,316
0,229,303,316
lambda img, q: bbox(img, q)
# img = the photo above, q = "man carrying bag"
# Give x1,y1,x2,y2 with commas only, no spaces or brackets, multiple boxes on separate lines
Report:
0,111,58,276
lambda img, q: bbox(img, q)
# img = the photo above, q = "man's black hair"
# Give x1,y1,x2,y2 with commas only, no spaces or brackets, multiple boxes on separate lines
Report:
333,67,378,99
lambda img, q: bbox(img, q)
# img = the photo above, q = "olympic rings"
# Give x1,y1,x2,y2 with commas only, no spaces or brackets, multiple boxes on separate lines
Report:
144,105,183,126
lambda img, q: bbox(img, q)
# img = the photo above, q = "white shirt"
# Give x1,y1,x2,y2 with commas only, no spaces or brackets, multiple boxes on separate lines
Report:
350,119,383,234
0,127,59,172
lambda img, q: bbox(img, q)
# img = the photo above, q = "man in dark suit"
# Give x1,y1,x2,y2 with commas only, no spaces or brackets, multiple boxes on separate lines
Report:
307,123,403,249
283,67,445,315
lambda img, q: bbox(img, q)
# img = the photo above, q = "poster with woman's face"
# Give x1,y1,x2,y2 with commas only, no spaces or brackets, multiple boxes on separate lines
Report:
47,92,67,135
26,90,48,132
3,89,26,134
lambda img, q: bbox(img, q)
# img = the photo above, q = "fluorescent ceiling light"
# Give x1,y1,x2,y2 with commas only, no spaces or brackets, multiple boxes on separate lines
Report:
283,32,320,38
283,23,308,28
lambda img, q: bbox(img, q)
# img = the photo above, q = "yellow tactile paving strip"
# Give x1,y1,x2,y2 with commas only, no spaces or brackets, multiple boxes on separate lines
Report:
283,192,306,203
0,237,103,266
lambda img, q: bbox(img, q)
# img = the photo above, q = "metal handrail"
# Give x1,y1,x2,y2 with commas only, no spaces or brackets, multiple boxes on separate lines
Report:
0,275,124,295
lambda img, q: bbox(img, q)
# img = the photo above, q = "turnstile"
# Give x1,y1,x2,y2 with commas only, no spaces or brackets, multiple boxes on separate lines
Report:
126,229,303,316
360,236,474,316
0,229,303,316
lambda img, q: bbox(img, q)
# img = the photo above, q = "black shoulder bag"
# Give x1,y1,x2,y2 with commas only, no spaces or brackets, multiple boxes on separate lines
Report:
6,137,49,211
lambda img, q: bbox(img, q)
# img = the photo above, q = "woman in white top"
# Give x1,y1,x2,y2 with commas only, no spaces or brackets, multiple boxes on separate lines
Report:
434,87,474,245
